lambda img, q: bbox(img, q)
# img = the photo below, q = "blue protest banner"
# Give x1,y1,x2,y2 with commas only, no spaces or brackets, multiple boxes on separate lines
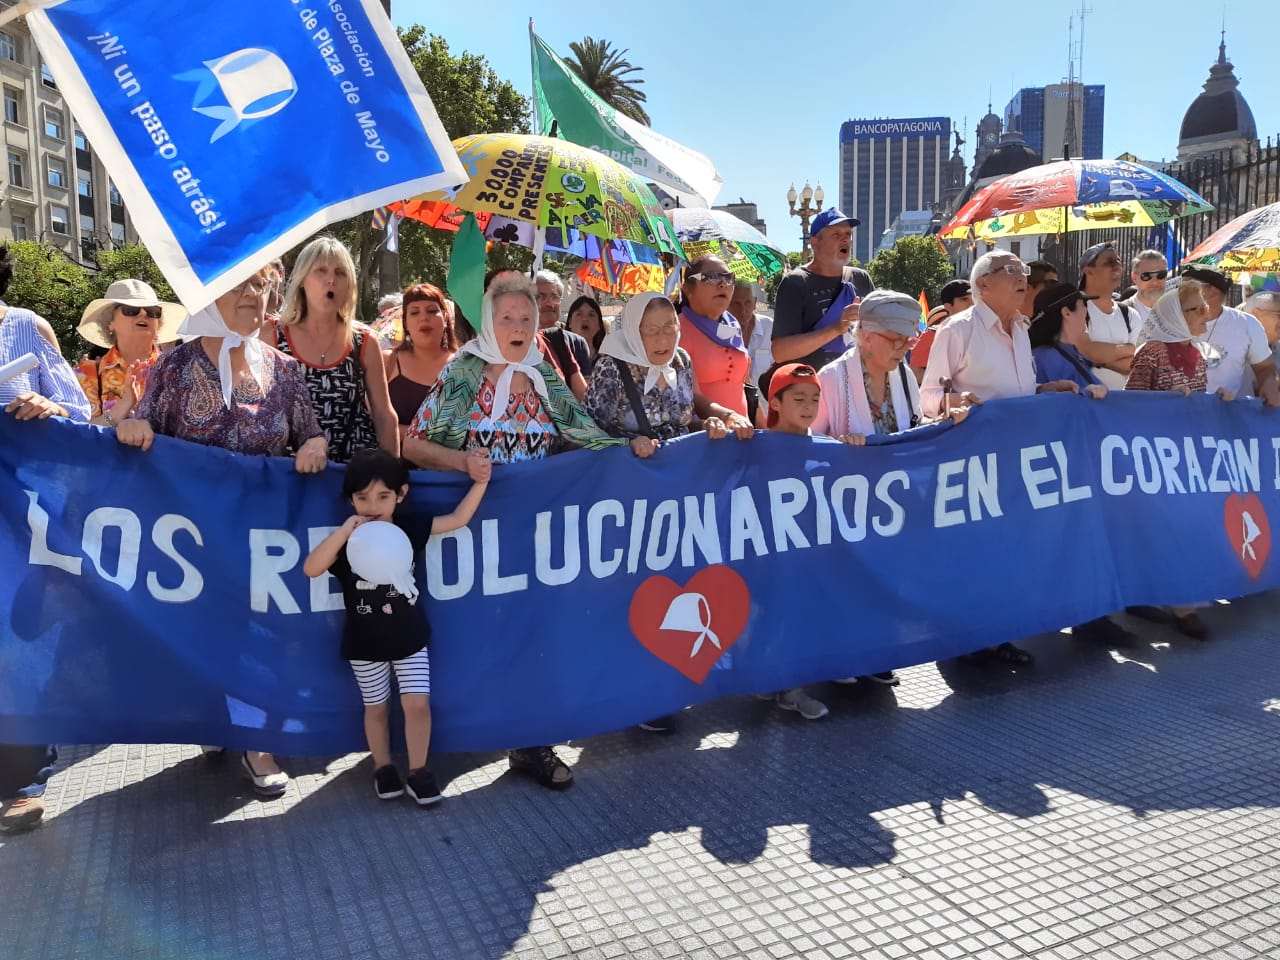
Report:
10,0,465,305
1,394,1278,755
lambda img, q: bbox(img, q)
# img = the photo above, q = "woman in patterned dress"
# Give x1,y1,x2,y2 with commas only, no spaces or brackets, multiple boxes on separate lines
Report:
585,292,752,452
402,273,646,791
270,236,398,462
74,279,186,428
116,266,327,798
1126,281,1235,399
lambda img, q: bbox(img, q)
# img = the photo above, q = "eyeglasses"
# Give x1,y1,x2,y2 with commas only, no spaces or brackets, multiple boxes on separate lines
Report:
1138,270,1169,281
232,276,271,297
119,305,162,319
986,263,1031,277
690,271,736,285
869,330,918,350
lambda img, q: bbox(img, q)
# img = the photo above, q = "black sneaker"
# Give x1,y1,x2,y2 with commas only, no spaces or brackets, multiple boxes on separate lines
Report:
861,671,900,686
405,768,442,806
373,764,404,800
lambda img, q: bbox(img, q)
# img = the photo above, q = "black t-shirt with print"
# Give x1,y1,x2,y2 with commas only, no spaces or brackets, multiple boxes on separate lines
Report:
329,514,434,662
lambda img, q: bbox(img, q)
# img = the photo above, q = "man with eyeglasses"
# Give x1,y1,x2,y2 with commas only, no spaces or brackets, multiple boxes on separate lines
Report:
771,207,874,371
1120,250,1169,327
1075,242,1139,391
920,251,1078,420
1183,265,1280,404
534,269,592,401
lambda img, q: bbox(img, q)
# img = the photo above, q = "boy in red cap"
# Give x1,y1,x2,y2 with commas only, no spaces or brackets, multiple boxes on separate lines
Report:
765,362,821,434
757,362,830,719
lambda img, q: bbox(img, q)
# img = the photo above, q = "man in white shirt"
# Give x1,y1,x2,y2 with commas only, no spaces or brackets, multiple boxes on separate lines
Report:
1075,242,1139,391
1120,249,1168,327
921,251,1077,418
729,280,774,389
1244,292,1280,376
1183,265,1280,403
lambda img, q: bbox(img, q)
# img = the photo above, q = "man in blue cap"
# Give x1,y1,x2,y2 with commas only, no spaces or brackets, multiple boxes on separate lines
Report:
771,208,875,371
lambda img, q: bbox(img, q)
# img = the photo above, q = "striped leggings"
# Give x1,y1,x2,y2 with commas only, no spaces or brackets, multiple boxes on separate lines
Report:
349,646,431,706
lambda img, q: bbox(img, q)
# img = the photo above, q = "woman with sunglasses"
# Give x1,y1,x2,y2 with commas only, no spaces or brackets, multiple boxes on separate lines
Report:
676,256,755,435
75,279,186,428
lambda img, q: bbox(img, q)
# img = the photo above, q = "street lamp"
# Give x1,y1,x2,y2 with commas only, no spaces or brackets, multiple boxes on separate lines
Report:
787,181,825,260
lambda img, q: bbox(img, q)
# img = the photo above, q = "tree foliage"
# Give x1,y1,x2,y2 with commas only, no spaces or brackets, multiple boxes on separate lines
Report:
867,235,955,304
563,38,650,125
326,27,531,320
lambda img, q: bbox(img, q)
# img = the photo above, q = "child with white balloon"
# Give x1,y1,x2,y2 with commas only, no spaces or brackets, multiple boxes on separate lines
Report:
304,448,490,805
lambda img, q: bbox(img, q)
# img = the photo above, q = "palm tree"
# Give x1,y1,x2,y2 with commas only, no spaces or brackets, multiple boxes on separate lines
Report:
563,38,650,126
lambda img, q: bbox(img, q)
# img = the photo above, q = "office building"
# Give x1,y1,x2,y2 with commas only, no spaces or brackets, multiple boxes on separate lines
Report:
1004,84,1104,161
839,116,951,265
0,10,139,259
713,198,766,235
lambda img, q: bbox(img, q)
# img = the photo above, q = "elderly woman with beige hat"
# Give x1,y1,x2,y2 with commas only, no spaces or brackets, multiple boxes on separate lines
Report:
75,279,186,428
813,290,968,445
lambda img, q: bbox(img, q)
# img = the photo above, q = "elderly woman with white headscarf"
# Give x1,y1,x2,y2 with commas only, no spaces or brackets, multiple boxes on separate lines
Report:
813,290,966,445
1126,280,1235,400
403,273,648,789
115,265,327,799
585,292,751,455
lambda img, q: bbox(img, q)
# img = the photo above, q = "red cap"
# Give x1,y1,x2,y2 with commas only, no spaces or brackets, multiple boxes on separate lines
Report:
766,363,820,428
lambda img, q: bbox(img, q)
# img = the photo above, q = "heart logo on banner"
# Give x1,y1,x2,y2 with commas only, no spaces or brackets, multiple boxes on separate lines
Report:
628,566,751,684
1224,492,1271,580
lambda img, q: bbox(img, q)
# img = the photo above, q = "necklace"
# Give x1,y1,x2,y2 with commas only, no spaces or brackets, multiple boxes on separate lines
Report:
306,324,342,365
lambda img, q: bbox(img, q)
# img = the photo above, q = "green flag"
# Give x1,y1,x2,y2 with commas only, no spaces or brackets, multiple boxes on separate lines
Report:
529,26,722,208
447,213,486,335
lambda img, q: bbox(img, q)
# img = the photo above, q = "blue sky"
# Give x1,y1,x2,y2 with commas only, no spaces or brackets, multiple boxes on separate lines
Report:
398,1,1277,255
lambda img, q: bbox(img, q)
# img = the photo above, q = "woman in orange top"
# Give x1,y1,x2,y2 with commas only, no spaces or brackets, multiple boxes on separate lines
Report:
677,256,754,433
75,279,186,428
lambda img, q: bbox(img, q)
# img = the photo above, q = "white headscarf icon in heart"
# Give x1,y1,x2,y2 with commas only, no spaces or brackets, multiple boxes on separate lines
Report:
660,592,721,658
1241,510,1262,560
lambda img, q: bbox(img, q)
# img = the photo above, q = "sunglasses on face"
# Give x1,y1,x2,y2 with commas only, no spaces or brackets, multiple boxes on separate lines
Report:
690,271,736,286
119,305,162,319
1138,270,1169,281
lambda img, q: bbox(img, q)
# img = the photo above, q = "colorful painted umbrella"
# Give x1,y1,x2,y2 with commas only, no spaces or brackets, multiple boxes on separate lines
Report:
1181,201,1280,275
669,207,785,278
409,133,685,257
940,159,1211,241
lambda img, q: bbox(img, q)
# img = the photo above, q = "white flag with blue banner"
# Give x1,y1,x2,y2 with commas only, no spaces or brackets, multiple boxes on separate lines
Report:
7,0,466,306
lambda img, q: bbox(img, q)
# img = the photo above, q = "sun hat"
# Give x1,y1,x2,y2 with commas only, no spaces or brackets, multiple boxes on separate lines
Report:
78,279,187,348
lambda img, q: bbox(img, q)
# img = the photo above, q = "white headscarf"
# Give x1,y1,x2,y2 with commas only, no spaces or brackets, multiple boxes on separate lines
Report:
178,302,266,408
458,283,548,416
598,292,679,392
1138,289,1196,345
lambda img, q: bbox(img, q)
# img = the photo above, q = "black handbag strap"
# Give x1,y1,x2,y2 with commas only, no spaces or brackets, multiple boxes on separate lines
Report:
614,358,658,439
897,362,920,427
1052,343,1097,385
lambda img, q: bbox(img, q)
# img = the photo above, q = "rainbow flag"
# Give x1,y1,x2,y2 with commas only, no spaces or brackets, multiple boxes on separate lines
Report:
917,290,930,332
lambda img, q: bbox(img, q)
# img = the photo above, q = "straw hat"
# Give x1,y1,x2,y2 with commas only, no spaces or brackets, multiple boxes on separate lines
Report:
78,279,187,348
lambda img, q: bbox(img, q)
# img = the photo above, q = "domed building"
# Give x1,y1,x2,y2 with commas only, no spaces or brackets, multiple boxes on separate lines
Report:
1177,36,1258,162
974,133,1042,182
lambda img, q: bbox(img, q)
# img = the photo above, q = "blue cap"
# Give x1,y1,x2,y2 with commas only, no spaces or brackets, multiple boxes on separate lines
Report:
809,207,861,237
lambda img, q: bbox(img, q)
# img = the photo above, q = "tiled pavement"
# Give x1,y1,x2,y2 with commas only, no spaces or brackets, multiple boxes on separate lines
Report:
4,594,1280,960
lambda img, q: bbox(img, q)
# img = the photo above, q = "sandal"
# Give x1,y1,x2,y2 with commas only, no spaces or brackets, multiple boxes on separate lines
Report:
509,746,574,790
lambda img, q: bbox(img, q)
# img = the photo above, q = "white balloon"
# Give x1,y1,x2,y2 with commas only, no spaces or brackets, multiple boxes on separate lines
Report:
347,521,418,599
